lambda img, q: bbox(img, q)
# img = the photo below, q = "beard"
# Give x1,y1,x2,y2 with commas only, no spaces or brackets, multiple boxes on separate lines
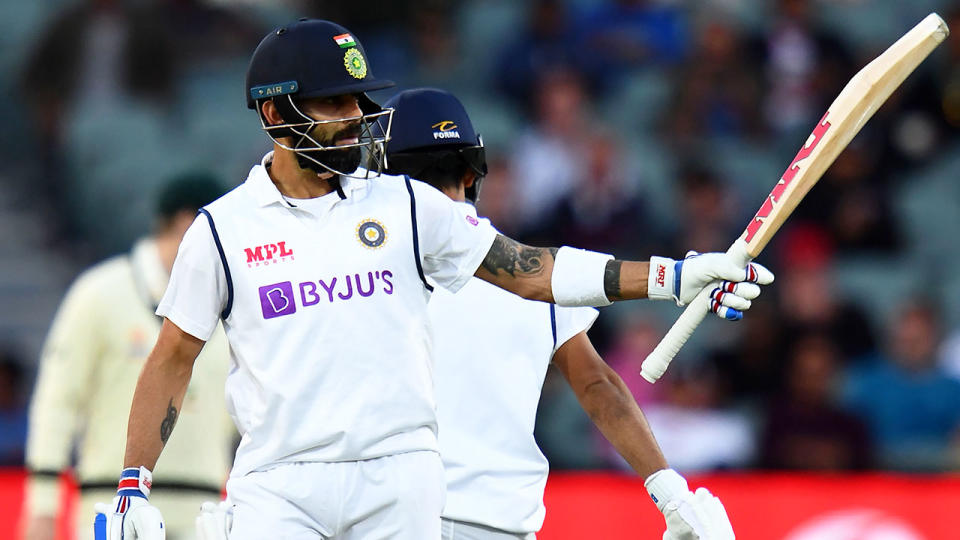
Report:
297,122,363,175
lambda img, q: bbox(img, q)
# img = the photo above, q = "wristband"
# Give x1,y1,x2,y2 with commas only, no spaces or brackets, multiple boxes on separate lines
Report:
117,466,153,499
647,256,679,302
550,246,614,307
644,468,689,512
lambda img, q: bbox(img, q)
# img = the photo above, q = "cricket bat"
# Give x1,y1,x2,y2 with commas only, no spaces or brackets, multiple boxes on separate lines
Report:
640,13,950,383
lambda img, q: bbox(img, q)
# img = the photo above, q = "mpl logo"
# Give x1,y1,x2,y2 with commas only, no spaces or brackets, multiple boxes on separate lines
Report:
244,241,294,268
259,282,297,319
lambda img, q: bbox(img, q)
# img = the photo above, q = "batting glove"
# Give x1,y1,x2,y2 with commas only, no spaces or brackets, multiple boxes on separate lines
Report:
196,499,233,540
646,469,735,540
94,467,165,540
648,251,774,320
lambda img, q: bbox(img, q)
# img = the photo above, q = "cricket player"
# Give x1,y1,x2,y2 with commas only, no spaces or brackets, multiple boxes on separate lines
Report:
23,174,234,540
382,88,742,540
96,19,771,540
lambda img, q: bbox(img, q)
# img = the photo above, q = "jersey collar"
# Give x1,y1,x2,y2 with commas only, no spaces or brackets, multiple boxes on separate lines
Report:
248,152,371,207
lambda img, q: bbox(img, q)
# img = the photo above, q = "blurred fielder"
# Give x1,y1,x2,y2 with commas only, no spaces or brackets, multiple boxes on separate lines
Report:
22,174,234,540
97,19,770,540
382,88,741,540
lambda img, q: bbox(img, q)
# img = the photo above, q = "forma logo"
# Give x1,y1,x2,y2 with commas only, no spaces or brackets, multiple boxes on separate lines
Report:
244,241,294,268
432,120,461,140
259,282,297,319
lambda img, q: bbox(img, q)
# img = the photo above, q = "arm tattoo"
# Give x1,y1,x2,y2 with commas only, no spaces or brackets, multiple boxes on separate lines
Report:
604,260,623,300
159,398,178,444
481,235,557,277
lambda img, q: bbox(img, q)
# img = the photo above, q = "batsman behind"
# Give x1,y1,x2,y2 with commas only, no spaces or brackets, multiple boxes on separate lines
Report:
381,88,763,540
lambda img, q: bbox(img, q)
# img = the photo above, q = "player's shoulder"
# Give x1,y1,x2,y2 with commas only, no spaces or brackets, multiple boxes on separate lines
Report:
202,182,248,216
69,253,132,296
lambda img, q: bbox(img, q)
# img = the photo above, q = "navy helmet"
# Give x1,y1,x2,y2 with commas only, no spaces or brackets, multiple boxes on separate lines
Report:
246,19,395,176
379,88,487,202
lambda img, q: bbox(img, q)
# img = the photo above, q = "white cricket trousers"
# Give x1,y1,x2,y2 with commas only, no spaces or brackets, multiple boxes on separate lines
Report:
226,451,445,540
441,518,536,540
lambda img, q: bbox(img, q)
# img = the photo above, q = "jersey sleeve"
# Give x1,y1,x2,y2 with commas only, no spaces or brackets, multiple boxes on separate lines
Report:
410,180,497,293
156,216,228,341
25,270,105,516
553,306,599,352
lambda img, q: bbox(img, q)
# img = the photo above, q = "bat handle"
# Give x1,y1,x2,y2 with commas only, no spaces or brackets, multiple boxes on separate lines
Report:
640,240,754,383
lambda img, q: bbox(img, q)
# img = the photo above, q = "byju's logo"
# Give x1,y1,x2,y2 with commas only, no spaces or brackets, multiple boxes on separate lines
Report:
259,282,297,319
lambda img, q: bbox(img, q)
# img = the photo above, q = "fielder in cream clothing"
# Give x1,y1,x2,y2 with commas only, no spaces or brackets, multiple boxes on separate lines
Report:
104,19,771,540
382,88,762,540
23,175,234,540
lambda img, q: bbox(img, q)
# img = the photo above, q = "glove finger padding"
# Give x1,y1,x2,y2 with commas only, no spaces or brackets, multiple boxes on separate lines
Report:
196,500,233,540
692,488,735,539
94,497,165,540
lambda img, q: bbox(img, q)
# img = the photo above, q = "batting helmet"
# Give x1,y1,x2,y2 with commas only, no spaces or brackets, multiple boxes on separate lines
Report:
379,88,487,203
246,19,396,176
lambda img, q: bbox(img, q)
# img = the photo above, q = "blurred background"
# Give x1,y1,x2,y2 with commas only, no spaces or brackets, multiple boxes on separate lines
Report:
0,0,959,537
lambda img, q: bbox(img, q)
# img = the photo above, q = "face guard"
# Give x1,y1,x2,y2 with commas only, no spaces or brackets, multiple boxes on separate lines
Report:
258,94,394,178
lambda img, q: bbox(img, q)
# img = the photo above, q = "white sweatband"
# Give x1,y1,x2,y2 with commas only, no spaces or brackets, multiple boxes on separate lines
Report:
647,256,677,301
550,246,614,307
645,468,689,512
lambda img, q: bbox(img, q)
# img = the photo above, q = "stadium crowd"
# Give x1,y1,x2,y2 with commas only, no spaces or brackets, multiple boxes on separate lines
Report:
1,0,959,476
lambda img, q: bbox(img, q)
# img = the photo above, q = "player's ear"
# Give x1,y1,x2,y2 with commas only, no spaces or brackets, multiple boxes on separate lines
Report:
461,169,476,189
261,99,285,126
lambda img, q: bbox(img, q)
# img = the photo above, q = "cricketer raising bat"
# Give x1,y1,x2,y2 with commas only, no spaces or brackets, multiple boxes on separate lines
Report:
640,12,950,384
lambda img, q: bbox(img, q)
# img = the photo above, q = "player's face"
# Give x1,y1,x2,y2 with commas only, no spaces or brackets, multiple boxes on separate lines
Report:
299,94,363,147
299,94,364,174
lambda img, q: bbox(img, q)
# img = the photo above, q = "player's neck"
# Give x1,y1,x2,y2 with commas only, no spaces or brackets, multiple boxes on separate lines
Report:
269,147,337,199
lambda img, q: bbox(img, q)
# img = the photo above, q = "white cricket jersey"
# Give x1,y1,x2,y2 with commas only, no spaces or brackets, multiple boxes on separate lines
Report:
429,205,598,534
25,238,234,519
157,153,497,478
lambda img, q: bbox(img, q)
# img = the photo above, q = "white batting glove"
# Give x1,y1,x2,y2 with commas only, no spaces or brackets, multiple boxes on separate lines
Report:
646,469,735,540
196,499,233,540
94,467,165,540
648,251,774,320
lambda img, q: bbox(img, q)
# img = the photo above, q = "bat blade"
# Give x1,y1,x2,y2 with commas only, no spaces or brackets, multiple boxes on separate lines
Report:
640,13,949,384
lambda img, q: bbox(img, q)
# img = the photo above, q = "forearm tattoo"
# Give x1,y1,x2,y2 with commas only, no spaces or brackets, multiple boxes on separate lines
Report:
604,260,623,300
159,398,178,444
480,235,557,277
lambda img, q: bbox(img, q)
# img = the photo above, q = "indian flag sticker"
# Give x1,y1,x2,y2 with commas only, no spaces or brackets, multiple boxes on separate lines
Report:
333,33,356,48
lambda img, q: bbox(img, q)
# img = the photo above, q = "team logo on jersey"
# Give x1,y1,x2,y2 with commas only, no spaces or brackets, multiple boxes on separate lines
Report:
431,120,461,140
344,48,367,79
259,282,297,319
357,219,387,248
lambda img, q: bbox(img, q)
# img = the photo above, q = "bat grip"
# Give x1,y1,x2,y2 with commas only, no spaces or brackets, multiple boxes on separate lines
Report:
640,240,754,383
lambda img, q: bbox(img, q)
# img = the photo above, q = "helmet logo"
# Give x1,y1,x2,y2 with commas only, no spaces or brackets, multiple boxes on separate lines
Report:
333,33,356,48
357,219,387,248
432,121,461,140
344,48,367,80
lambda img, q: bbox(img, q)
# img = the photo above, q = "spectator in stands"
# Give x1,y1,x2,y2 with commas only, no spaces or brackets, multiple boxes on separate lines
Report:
842,300,960,471
758,332,873,470
494,0,578,111
529,130,650,259
668,17,764,146
508,68,593,237
575,0,689,94
0,348,27,466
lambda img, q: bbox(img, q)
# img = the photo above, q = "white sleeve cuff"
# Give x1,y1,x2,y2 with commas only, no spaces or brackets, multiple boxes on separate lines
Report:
551,246,614,307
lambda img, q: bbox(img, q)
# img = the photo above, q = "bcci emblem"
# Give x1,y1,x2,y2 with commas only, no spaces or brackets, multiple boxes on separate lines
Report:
357,219,387,248
344,48,367,80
